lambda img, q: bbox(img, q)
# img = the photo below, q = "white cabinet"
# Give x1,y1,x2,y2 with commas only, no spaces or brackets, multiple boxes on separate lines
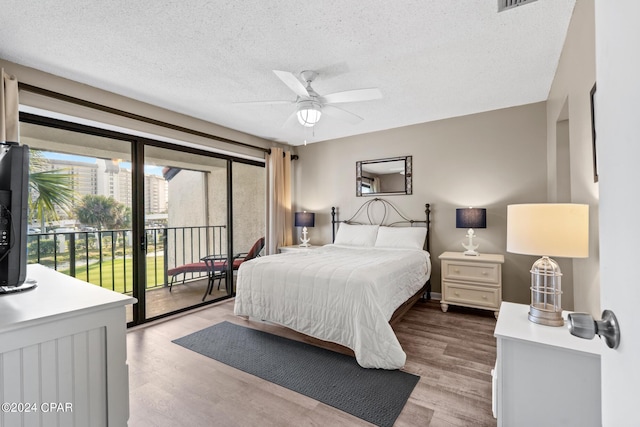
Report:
439,251,504,318
0,264,135,427
494,302,602,427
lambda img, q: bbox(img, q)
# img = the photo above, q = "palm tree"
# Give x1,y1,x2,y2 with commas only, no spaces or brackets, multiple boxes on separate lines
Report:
75,194,131,230
28,150,76,230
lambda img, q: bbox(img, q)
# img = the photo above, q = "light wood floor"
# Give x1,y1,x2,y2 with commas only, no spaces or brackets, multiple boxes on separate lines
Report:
127,298,497,426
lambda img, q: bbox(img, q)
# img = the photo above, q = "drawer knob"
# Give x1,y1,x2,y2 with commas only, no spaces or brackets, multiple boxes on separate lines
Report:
482,271,488,276
454,269,460,273
482,295,487,299
454,291,460,296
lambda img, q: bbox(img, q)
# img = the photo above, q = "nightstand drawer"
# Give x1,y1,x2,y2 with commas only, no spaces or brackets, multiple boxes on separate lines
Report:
443,282,500,308
442,261,500,284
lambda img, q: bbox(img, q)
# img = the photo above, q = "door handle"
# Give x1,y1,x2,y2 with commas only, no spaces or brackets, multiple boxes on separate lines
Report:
567,309,621,349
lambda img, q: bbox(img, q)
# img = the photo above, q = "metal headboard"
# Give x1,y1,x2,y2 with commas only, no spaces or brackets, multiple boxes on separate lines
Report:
331,198,431,252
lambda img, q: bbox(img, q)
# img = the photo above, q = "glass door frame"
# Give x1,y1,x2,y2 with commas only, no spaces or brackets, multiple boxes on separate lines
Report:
19,112,265,327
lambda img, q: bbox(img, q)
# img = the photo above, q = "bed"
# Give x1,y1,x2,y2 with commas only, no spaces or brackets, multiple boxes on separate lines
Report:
234,198,431,369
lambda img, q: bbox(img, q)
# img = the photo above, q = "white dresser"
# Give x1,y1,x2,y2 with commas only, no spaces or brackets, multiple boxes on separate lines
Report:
439,251,504,318
0,264,135,427
493,302,602,427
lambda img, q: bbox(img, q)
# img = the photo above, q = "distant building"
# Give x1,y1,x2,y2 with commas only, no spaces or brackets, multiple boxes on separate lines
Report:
42,158,98,219
96,159,132,207
145,173,169,214
42,157,168,221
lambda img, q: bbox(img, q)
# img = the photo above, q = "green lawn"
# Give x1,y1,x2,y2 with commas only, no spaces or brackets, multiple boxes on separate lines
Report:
60,256,168,294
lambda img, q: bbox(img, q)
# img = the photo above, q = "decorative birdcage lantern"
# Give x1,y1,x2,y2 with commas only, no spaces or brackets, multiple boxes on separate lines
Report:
528,256,563,326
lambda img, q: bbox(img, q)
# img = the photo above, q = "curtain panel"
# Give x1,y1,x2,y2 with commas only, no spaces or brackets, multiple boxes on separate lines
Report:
1,68,20,143
265,147,292,254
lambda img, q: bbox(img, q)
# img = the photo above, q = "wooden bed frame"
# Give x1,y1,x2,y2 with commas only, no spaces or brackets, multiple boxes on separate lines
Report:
330,197,432,320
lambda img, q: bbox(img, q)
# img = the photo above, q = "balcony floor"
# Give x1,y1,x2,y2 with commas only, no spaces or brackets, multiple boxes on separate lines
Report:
127,276,233,322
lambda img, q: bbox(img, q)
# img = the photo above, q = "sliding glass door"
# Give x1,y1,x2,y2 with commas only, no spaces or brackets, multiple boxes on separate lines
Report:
142,145,230,319
20,119,137,322
231,162,266,273
20,113,266,325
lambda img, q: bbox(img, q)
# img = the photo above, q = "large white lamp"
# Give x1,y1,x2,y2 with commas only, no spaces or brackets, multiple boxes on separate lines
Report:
507,204,589,326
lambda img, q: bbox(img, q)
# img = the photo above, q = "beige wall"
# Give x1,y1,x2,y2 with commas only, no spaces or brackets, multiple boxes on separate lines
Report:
231,163,266,254
167,170,209,268
546,0,599,314
163,163,265,268
293,102,548,305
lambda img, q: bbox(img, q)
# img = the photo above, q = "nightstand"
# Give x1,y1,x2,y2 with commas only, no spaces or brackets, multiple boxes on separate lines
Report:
493,302,601,426
278,245,321,253
439,251,504,318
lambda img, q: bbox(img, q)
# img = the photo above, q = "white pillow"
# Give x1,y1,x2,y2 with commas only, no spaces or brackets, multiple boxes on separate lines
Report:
374,226,427,250
334,223,380,247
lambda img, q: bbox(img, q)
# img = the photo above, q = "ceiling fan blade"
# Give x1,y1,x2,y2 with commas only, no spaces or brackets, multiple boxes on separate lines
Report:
282,110,300,128
322,88,383,104
322,105,363,125
273,70,309,98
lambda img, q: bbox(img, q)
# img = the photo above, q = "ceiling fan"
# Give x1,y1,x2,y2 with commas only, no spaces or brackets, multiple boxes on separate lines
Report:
238,70,383,128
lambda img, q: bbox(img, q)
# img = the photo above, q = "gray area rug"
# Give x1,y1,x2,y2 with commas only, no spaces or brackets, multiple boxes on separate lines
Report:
173,321,419,427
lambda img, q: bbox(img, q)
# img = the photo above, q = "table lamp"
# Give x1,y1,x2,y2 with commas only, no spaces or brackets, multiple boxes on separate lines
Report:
507,203,589,326
456,207,487,256
294,211,315,247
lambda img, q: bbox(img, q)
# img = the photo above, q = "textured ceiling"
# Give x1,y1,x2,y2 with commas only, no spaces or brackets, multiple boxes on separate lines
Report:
0,0,576,146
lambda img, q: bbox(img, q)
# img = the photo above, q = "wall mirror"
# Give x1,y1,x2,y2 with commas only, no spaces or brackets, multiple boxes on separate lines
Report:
356,155,412,196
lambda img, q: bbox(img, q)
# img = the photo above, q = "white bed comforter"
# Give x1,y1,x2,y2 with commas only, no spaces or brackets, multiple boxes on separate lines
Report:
233,244,431,369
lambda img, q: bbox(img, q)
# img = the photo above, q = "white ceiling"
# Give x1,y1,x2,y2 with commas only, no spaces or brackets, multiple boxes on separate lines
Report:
0,0,576,146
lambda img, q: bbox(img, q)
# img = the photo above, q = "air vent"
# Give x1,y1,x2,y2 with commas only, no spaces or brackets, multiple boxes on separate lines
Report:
498,0,538,12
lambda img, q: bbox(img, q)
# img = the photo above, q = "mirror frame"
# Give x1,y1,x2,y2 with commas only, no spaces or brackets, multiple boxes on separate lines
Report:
356,155,412,197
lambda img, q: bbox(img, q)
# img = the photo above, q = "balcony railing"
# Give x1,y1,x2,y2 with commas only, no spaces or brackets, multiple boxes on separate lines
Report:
27,225,226,294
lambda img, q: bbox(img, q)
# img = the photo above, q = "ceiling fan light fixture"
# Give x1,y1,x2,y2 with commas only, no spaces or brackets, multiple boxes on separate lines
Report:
297,101,322,127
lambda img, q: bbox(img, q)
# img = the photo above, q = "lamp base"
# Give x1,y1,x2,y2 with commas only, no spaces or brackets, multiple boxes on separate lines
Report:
528,256,564,327
299,226,310,247
528,304,564,327
461,228,480,256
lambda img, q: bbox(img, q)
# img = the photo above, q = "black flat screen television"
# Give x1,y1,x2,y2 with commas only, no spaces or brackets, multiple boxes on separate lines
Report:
0,142,31,291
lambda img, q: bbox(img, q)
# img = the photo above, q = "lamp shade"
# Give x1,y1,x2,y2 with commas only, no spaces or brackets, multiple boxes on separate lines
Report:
456,208,487,229
507,203,589,258
294,211,315,228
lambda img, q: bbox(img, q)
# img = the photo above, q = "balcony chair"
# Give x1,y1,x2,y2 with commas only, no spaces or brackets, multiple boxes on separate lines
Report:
201,236,265,301
167,262,209,291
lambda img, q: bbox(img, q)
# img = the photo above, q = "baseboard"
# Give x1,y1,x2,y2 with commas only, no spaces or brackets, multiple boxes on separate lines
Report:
428,292,441,300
